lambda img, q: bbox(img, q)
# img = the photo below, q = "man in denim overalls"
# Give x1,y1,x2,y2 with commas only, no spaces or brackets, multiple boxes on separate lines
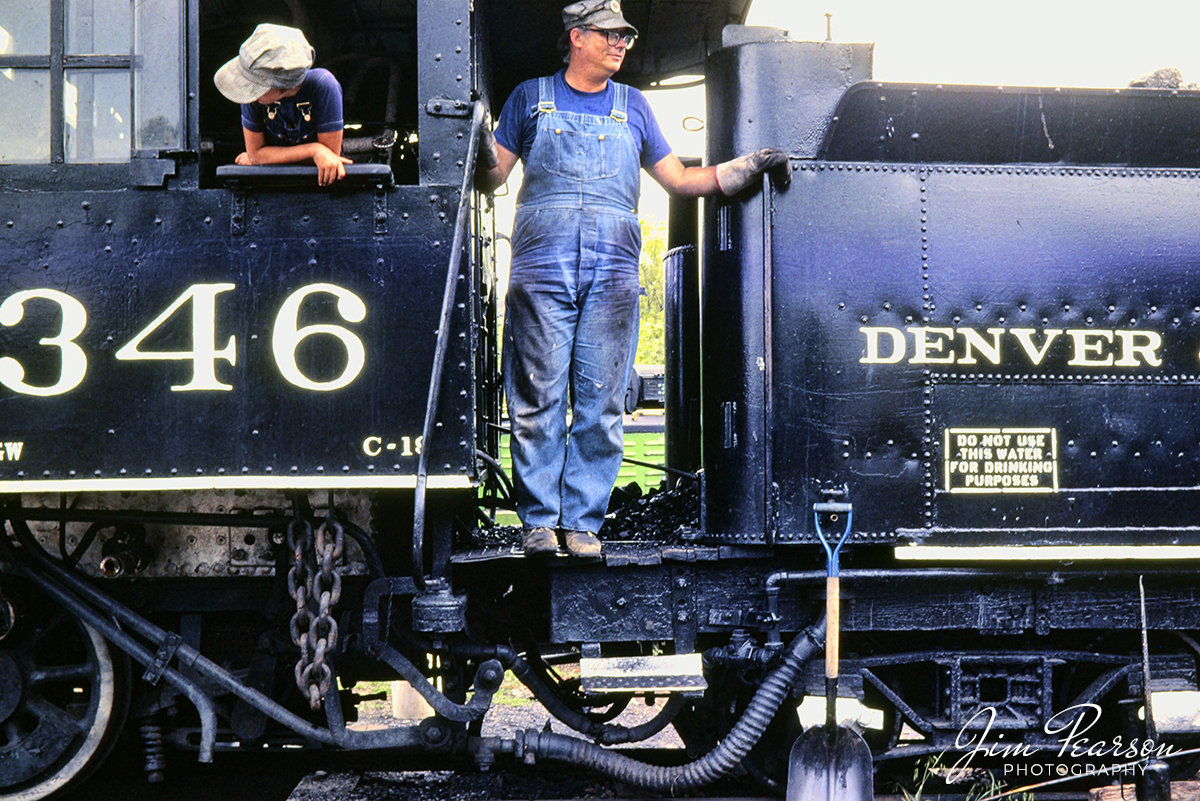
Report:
479,0,788,557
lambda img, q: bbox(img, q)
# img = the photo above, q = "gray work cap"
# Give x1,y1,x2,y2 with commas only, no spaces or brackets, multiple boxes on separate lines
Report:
214,24,314,105
562,0,638,34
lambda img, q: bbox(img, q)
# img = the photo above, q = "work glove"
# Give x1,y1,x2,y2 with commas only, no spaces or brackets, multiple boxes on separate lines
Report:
715,147,790,196
477,126,499,171
474,126,501,192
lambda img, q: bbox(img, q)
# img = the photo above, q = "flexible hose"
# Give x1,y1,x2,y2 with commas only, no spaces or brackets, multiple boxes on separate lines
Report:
519,617,826,791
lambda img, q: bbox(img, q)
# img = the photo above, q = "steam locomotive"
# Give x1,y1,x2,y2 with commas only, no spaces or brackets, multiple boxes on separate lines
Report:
6,0,1200,798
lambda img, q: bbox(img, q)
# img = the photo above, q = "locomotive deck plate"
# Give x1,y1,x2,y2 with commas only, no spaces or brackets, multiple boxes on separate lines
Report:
579,653,707,695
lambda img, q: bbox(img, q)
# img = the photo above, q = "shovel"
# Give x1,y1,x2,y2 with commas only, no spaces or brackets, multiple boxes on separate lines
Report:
785,502,874,801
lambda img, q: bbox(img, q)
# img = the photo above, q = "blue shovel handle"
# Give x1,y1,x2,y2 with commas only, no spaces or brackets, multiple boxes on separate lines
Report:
812,502,853,578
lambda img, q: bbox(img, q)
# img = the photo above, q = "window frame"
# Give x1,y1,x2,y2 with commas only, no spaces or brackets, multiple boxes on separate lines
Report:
0,0,134,165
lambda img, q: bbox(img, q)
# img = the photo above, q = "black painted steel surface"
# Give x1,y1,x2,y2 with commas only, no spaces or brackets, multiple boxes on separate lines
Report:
823,83,1200,167
0,183,476,491
702,36,1200,547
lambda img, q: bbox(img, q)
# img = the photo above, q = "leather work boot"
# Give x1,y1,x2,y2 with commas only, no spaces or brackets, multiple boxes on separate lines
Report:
563,530,602,558
522,526,558,556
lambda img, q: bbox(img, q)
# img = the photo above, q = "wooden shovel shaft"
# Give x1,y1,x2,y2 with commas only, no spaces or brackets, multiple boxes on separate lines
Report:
826,575,839,680
826,575,839,731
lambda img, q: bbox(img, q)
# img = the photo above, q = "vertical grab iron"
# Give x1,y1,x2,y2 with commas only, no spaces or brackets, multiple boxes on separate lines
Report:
411,100,486,592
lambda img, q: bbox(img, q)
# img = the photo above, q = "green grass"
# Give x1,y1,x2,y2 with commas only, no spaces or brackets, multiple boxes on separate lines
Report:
497,425,667,495
490,674,535,707
345,680,392,717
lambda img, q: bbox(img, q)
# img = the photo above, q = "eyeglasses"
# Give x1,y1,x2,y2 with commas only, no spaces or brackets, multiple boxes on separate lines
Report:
586,27,636,49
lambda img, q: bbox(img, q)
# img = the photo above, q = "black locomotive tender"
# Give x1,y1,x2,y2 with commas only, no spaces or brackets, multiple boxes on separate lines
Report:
5,0,1200,797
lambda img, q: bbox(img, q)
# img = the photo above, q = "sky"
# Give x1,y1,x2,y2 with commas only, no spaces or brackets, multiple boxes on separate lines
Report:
741,1,1200,89
631,0,1200,222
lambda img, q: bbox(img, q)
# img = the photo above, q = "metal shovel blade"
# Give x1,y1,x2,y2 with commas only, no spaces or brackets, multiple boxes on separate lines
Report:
785,724,874,801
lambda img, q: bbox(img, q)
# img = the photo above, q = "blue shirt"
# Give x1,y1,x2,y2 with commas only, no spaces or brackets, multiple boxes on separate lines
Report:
495,70,673,169
241,68,344,147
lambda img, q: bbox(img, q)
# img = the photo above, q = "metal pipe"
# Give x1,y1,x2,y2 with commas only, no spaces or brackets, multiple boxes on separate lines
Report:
594,694,686,746
322,678,449,751
338,517,385,579
1,536,218,762
8,507,290,529
4,511,338,746
618,455,698,481
456,643,688,745
763,566,1109,593
474,448,514,500
366,639,501,722
761,174,775,540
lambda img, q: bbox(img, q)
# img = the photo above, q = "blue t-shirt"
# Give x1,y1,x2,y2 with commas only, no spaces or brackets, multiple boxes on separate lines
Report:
241,68,344,147
495,70,673,169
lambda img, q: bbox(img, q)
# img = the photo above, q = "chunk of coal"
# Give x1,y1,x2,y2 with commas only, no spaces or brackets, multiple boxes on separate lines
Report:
464,479,700,548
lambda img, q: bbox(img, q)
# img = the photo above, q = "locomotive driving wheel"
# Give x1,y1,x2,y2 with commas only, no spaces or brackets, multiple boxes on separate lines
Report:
0,578,130,800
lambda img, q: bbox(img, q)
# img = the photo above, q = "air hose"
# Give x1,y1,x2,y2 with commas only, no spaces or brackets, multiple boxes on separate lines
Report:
510,616,826,791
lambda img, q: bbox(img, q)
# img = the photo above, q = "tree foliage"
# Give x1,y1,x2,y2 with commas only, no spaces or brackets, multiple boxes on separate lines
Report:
635,219,667,365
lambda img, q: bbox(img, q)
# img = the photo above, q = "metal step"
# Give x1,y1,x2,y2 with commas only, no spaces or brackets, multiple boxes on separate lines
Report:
579,653,707,696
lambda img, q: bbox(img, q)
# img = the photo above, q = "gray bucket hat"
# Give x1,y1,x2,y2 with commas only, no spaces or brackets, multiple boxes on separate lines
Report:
214,24,314,105
562,0,638,34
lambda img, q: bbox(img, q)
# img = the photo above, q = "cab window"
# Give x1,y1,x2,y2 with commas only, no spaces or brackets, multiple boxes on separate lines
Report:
0,0,184,164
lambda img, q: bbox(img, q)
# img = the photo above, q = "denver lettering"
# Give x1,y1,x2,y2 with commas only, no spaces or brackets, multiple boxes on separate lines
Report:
860,326,1163,368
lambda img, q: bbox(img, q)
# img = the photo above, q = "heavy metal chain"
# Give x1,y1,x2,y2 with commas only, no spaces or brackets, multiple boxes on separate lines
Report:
287,515,344,709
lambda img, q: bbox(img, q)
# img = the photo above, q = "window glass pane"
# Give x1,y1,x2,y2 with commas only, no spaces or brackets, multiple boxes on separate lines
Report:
134,0,182,150
0,70,51,162
65,70,130,162
66,0,130,55
0,0,50,55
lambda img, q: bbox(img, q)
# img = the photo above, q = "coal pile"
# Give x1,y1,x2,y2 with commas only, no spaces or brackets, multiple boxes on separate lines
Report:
465,480,700,548
601,479,700,541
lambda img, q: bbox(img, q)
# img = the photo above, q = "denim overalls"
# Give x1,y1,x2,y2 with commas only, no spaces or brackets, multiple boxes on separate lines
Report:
259,98,315,145
503,75,642,535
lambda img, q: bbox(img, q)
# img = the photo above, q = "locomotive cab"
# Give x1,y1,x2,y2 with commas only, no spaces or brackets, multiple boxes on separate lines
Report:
1,1,494,796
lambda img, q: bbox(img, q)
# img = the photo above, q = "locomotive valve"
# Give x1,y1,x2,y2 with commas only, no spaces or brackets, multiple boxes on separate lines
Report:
98,554,128,579
98,525,153,578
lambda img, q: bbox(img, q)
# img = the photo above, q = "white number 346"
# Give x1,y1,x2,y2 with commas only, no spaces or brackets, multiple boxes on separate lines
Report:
0,283,367,395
